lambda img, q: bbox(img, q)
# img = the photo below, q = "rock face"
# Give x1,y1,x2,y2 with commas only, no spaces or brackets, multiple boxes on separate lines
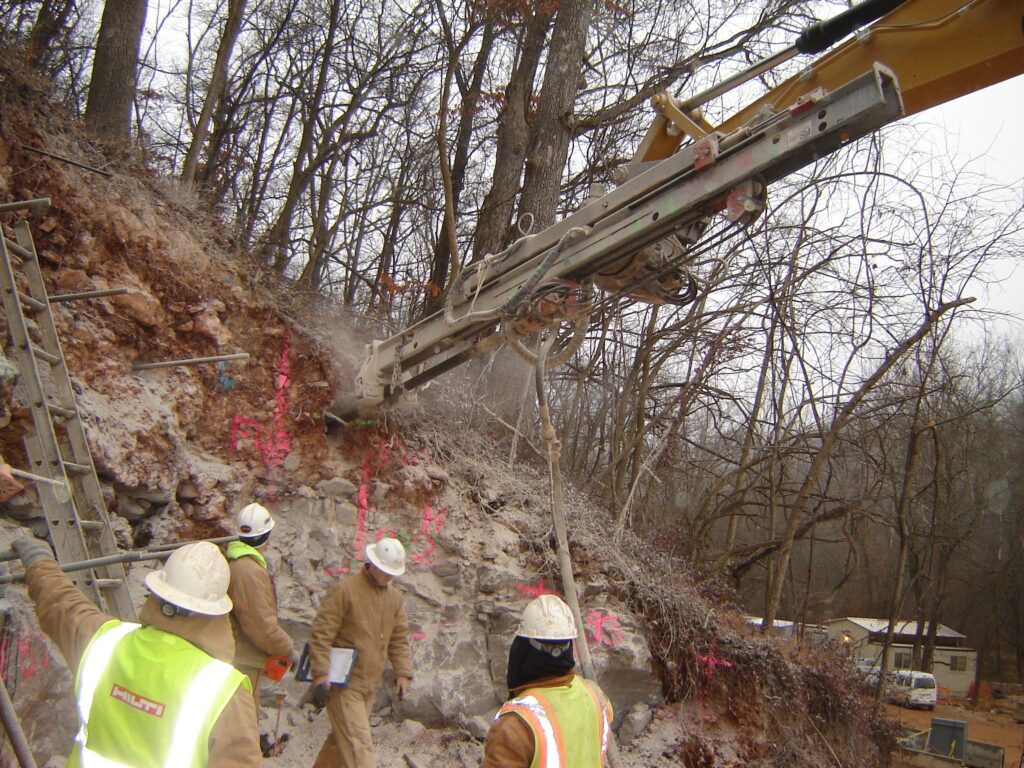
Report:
263,445,662,731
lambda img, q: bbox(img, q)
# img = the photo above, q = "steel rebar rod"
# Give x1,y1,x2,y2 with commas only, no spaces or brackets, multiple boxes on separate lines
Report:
132,352,249,372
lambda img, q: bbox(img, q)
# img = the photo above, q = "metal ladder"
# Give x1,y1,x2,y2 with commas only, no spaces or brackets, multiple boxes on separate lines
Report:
0,198,135,620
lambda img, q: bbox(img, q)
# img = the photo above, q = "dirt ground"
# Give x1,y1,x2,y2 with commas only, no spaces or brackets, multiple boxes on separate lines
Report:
886,701,1024,766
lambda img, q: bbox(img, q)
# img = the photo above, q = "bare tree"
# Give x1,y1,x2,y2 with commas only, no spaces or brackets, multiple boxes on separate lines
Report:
85,0,147,139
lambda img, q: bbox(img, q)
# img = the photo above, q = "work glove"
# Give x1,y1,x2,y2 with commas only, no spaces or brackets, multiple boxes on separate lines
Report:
11,537,55,568
311,683,330,712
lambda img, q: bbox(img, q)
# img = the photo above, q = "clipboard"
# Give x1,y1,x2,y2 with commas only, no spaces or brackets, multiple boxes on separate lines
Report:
293,643,357,686
328,647,357,687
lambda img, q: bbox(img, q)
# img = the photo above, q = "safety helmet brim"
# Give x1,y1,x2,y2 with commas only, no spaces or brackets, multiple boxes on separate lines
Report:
365,542,405,576
145,569,233,615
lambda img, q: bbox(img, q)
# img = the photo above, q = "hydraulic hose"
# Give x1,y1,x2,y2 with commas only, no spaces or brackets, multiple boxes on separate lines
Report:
796,0,910,54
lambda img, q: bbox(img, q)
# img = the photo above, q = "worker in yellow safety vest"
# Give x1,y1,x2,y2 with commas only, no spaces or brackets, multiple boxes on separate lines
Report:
8,536,262,767
225,502,298,689
483,594,614,768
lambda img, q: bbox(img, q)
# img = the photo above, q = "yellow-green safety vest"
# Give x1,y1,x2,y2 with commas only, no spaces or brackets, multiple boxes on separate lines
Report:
498,676,613,768
226,540,267,569
68,619,251,768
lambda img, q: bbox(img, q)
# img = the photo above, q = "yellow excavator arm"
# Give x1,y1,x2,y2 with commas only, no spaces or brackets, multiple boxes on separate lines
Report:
638,0,1024,162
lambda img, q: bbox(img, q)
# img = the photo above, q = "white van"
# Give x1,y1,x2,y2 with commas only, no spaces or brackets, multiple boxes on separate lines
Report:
889,670,938,710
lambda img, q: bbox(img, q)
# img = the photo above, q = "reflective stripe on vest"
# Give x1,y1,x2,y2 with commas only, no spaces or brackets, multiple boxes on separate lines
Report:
498,677,610,768
499,694,560,768
72,619,245,768
579,679,612,766
75,622,140,761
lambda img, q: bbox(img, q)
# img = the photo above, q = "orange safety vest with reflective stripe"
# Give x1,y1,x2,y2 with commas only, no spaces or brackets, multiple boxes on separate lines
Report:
497,676,613,768
67,619,250,768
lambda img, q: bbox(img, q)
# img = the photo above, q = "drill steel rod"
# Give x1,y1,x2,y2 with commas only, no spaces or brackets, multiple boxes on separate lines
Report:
49,287,130,303
6,467,69,489
132,352,249,371
22,145,113,177
0,198,50,214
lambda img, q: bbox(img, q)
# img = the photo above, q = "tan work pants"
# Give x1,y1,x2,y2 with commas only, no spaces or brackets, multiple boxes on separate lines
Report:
312,686,376,768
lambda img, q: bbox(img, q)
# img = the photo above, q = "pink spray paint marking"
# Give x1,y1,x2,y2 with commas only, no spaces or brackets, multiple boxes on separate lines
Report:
515,579,558,598
16,623,50,681
410,631,428,641
585,610,623,649
411,504,445,569
694,639,733,715
324,564,349,578
229,331,293,469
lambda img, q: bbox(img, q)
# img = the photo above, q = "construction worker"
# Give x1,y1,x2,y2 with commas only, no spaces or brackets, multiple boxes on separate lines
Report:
225,502,297,690
8,536,262,766
483,594,613,768
308,536,414,768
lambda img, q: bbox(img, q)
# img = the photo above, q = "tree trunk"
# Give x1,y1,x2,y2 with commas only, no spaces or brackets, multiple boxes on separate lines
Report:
28,0,76,70
517,0,596,228
180,0,250,186
472,12,552,262
421,25,495,317
84,0,148,140
260,0,342,271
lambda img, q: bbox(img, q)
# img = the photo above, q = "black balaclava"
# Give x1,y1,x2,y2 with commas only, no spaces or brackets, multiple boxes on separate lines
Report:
240,531,271,548
506,636,575,695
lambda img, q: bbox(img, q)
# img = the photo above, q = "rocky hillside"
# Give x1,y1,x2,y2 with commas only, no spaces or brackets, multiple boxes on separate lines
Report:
0,60,894,767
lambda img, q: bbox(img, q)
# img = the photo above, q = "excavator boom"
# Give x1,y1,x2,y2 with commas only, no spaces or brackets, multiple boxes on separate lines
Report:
354,0,1024,408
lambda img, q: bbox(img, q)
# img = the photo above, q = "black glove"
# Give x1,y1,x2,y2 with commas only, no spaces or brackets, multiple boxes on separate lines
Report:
312,683,330,711
12,537,55,568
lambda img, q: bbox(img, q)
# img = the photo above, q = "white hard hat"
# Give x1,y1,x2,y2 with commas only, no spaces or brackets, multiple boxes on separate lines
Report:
365,537,406,577
145,541,233,615
517,595,578,640
236,502,275,537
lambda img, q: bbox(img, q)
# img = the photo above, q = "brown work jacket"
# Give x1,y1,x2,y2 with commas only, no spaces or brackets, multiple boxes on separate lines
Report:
308,566,414,694
482,672,577,768
227,549,294,668
25,558,263,766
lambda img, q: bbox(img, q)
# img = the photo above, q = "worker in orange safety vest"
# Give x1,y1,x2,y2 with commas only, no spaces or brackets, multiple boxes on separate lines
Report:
483,594,613,767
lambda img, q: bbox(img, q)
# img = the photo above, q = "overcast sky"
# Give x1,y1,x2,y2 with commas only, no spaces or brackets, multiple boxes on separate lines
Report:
909,74,1024,331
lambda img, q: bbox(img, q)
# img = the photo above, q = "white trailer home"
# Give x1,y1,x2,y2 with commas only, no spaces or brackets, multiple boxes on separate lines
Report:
825,617,977,698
